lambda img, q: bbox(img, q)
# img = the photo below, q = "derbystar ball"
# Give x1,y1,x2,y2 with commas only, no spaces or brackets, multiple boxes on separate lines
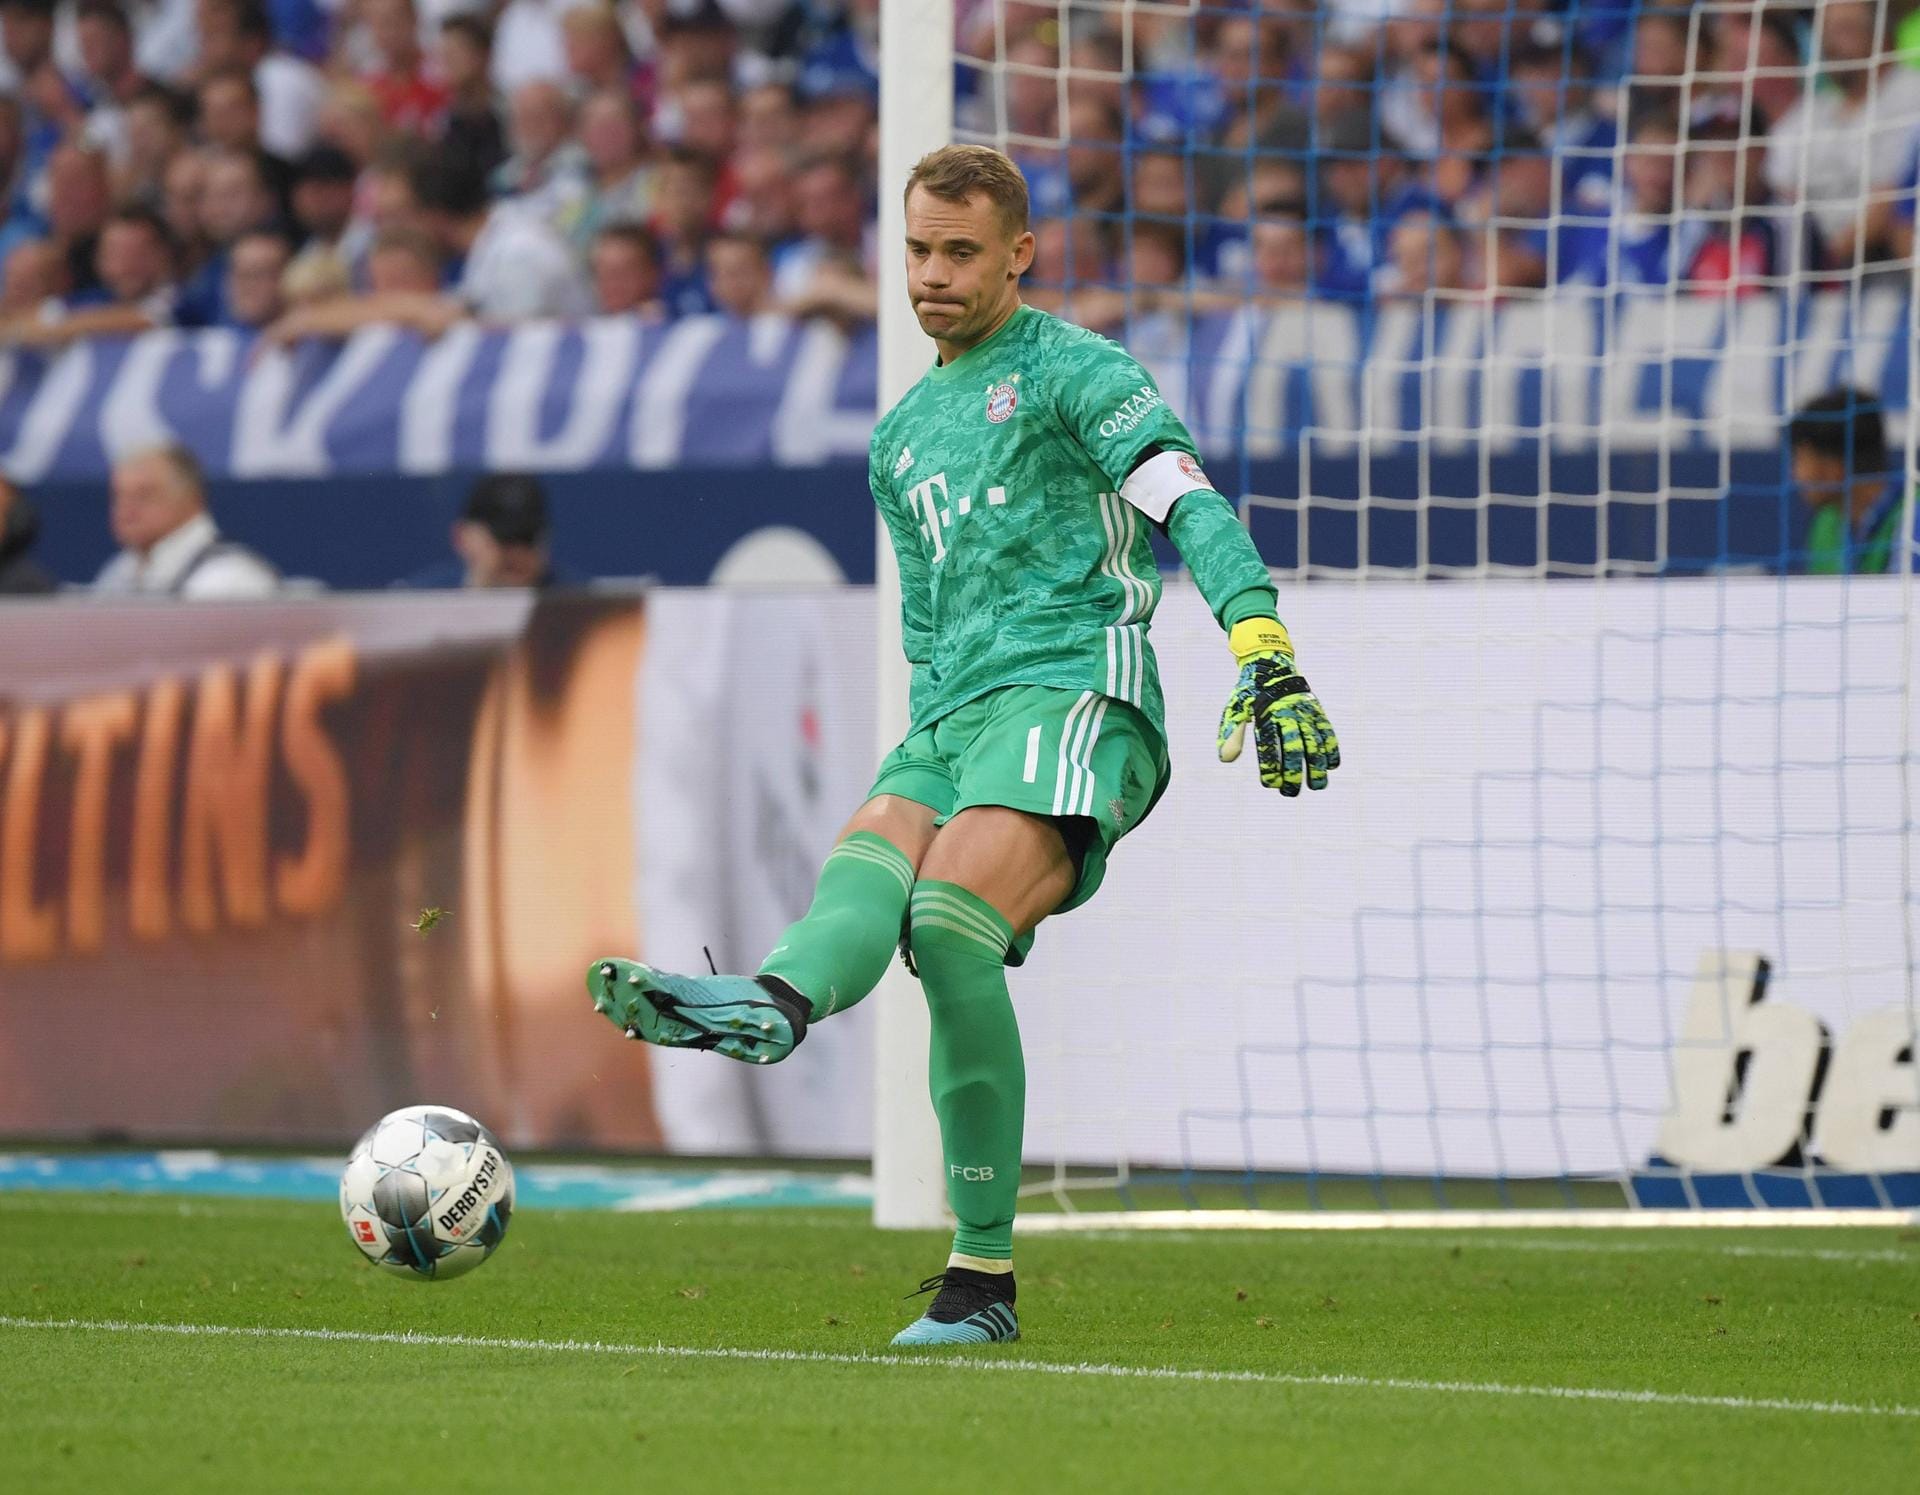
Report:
339,1104,515,1281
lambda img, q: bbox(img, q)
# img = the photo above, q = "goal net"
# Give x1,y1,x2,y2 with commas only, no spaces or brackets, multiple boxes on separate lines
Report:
921,0,1920,1226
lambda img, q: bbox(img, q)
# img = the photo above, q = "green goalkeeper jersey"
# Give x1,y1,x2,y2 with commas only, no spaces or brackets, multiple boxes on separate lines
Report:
871,303,1278,741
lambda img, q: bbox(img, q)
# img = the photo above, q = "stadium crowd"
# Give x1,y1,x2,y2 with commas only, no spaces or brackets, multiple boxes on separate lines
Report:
0,0,1915,589
0,1,1915,343
0,0,882,343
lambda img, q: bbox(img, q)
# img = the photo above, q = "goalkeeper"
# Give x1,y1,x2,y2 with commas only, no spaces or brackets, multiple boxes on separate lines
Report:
589,144,1339,1347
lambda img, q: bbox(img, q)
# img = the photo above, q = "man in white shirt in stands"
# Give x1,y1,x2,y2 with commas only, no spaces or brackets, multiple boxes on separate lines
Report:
410,144,589,320
1764,0,1920,266
92,441,278,598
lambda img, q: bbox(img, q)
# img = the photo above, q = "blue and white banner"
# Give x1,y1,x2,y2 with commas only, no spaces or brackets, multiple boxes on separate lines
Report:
0,290,1906,484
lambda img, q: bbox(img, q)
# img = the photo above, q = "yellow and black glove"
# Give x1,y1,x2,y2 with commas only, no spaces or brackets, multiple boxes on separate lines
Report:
1216,619,1340,797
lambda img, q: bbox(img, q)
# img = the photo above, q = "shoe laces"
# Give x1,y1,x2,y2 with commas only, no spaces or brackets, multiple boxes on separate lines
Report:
907,1270,1011,1324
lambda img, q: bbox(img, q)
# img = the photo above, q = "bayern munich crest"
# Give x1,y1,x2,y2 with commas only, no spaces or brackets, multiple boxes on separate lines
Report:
1179,452,1206,485
985,382,1019,423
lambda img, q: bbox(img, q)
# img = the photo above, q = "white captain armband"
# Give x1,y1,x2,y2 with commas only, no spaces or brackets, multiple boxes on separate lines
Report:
1119,447,1215,524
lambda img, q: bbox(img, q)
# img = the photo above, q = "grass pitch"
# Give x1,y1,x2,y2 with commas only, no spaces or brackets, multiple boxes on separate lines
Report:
2,1192,1916,1494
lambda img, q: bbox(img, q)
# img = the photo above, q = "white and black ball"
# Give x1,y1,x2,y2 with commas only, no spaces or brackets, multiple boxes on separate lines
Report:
340,1105,515,1281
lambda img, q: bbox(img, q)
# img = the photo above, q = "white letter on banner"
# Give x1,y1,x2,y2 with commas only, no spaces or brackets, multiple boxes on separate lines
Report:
629,316,726,468
486,319,642,470
1362,301,1418,449
1429,298,1486,451
2,343,96,482
1718,294,1786,446
770,320,850,465
231,327,398,476
399,321,482,473
1484,297,1541,441
96,328,242,462
1301,299,1360,451
1813,1008,1920,1174
1655,950,1824,1172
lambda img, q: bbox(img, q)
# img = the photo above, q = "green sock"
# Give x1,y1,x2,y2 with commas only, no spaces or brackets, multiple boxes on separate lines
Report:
907,881,1023,1261
758,831,916,1020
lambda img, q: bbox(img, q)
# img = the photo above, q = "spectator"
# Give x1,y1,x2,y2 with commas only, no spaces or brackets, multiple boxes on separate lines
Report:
1,203,176,344
0,235,67,314
411,144,586,318
1789,390,1905,575
286,141,354,261
561,4,640,104
1382,207,1469,299
1707,5,1803,131
175,145,277,322
0,98,47,266
94,441,277,598
565,88,652,251
406,472,565,589
74,0,149,165
724,143,796,247
1508,39,1615,213
675,75,737,166
159,142,208,266
1313,111,1423,299
1562,104,1682,288
492,78,587,227
1247,200,1313,301
0,474,55,593
589,221,663,319
1626,4,1697,116
705,230,771,320
1682,107,1803,294
652,145,718,316
1767,0,1920,266
737,81,797,153
45,140,114,299
196,65,274,162
361,0,445,132
221,222,288,327
773,151,871,306
192,0,325,159
117,80,194,205
0,0,59,95
435,15,504,179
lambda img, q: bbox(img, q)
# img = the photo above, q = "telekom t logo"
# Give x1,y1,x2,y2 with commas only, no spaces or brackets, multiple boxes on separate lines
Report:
909,473,951,562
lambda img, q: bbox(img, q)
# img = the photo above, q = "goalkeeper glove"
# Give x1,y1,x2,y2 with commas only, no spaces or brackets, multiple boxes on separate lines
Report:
1216,618,1341,797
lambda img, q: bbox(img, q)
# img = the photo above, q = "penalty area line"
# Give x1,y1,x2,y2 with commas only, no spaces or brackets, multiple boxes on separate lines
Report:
0,1315,1913,1421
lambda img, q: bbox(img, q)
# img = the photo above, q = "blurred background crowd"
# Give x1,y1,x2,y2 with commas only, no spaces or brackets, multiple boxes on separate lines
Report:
0,0,1915,593
1,1,1916,345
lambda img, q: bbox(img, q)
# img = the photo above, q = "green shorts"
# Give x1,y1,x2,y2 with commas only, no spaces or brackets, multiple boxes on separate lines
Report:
868,684,1171,918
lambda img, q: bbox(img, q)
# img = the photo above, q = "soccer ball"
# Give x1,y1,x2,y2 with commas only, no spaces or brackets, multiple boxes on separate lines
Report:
339,1104,515,1281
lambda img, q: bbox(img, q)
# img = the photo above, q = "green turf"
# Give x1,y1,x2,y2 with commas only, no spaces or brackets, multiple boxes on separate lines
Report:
2,1193,1917,1494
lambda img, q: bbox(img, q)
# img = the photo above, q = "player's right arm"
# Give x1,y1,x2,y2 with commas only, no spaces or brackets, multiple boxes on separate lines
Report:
870,426,935,676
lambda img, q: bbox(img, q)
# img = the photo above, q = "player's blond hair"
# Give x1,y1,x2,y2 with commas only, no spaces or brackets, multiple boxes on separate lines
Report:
904,144,1030,237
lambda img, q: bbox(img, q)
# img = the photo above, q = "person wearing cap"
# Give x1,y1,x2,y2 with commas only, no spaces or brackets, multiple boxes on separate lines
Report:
402,473,569,589
0,473,56,595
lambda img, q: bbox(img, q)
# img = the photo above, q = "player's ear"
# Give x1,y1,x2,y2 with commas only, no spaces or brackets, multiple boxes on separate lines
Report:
1009,229,1036,279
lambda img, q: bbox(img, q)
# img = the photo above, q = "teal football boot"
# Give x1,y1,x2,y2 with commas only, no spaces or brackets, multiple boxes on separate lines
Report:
890,1268,1019,1347
587,958,809,1065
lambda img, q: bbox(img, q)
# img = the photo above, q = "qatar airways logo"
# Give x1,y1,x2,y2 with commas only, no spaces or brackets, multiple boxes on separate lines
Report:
1099,384,1163,439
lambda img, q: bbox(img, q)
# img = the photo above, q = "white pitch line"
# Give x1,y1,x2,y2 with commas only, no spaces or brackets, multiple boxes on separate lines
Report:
0,1316,1912,1421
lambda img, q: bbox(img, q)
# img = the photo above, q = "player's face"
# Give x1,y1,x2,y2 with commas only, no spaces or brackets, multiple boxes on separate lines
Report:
905,186,1034,352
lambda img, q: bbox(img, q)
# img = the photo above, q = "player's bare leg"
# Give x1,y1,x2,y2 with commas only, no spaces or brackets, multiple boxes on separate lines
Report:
586,795,936,1063
892,805,1075,1347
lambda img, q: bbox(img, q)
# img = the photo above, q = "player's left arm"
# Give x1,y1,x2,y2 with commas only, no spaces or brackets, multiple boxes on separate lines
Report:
1056,343,1340,796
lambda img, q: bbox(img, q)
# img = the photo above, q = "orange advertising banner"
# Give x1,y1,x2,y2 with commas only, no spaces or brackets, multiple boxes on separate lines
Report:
0,592,663,1150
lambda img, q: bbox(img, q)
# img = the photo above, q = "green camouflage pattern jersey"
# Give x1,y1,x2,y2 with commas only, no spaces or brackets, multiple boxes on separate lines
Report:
873,304,1238,743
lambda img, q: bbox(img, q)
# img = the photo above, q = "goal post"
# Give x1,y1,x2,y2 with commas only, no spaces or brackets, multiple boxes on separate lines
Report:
871,0,955,1232
873,0,1920,1231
